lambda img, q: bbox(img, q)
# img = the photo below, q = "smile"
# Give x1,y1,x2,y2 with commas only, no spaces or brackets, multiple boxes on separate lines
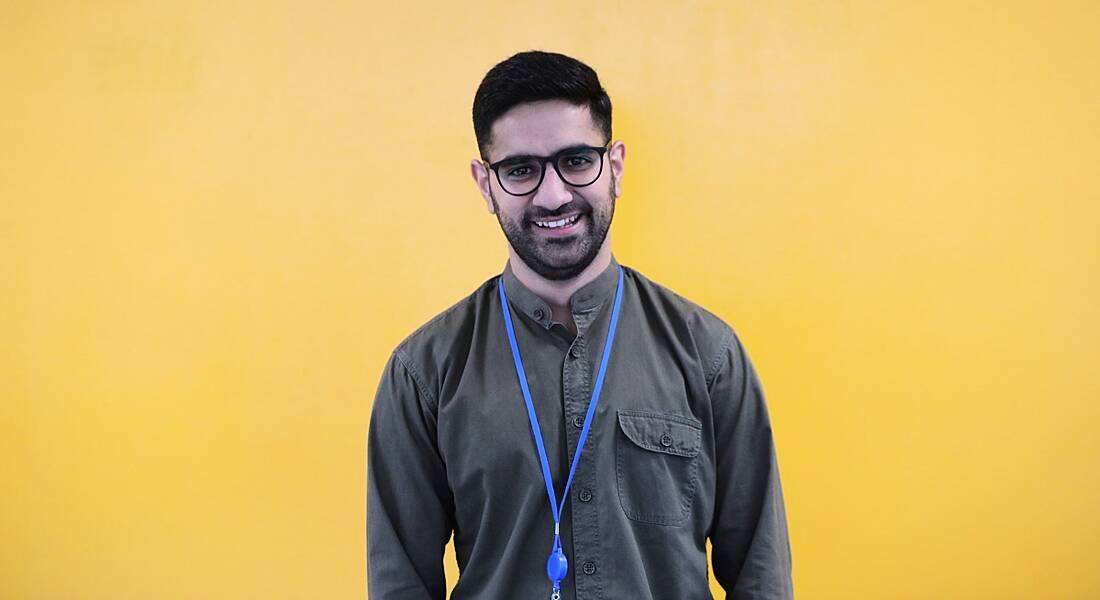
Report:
533,214,582,229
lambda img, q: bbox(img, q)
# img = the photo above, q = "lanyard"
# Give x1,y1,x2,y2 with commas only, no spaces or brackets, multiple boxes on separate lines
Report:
497,265,625,600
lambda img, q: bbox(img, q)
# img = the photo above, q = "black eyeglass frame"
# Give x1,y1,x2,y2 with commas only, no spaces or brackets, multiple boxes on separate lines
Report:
482,141,613,197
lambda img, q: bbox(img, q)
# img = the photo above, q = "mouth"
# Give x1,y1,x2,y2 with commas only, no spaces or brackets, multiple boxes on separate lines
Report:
531,213,584,236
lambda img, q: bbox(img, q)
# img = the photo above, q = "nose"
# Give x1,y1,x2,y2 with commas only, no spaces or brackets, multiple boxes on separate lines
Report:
531,161,572,211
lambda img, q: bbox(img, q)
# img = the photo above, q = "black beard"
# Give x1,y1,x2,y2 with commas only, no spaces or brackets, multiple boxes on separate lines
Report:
491,181,616,281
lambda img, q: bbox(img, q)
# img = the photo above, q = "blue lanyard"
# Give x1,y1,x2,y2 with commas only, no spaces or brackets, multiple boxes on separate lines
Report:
497,265,625,599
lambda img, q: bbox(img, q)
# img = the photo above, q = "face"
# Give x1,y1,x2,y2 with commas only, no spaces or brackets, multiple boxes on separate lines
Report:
471,100,626,281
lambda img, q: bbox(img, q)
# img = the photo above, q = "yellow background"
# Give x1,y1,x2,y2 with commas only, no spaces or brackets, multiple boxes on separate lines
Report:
3,1,1098,598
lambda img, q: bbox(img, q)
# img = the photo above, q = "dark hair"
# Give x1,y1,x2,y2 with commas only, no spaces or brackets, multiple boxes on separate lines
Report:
472,50,612,160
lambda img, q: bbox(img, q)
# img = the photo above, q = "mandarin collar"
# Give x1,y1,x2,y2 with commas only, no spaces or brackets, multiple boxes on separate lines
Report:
501,255,621,330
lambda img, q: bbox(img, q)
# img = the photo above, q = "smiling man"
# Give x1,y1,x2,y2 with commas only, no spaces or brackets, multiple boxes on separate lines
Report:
367,51,793,599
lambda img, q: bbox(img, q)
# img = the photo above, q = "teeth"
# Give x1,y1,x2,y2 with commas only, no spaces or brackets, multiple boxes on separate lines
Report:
535,214,580,229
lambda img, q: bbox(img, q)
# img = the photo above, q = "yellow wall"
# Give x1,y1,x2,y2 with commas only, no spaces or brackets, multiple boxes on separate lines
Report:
3,2,1098,598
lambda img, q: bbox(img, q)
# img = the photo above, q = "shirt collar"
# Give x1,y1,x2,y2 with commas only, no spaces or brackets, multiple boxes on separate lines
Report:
501,254,621,329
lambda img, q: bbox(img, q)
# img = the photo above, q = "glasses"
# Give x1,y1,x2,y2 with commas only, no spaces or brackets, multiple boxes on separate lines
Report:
484,142,612,196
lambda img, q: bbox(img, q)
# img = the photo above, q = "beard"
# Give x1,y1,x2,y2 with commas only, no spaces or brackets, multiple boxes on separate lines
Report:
491,179,616,281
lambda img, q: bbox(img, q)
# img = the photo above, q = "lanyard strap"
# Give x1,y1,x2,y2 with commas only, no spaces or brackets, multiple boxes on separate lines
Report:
497,265,625,594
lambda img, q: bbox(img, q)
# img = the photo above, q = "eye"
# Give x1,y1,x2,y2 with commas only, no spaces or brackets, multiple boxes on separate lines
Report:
501,160,539,180
560,151,597,171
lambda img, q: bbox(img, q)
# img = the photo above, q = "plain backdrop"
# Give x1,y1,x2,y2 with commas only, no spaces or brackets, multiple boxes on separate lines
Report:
2,1,1098,598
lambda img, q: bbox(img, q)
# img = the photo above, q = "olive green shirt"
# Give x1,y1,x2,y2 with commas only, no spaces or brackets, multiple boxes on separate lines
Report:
367,255,793,599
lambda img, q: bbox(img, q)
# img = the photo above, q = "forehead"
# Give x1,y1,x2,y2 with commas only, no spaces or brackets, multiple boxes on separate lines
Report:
488,99,604,161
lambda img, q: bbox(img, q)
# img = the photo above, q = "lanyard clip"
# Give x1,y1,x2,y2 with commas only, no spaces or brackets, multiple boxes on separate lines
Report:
547,545,568,582
547,532,568,598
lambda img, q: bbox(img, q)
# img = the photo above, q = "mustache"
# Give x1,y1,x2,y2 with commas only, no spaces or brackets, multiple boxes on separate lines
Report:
527,205,589,220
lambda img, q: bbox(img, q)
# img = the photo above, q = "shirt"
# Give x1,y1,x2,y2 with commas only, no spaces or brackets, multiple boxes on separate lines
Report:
367,255,793,599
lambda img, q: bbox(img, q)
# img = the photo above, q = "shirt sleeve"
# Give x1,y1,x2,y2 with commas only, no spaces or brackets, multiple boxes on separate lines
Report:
707,329,794,599
367,350,454,600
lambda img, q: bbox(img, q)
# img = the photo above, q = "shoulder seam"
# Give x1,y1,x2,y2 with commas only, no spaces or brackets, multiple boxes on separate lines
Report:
392,348,438,412
705,326,736,388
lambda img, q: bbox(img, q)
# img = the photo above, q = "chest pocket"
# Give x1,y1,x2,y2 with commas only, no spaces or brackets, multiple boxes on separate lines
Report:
615,409,702,526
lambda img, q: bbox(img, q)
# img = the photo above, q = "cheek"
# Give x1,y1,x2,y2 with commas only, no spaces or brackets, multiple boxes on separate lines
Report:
500,206,529,229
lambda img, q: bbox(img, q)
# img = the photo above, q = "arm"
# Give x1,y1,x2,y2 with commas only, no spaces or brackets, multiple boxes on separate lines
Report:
708,329,794,599
367,350,454,599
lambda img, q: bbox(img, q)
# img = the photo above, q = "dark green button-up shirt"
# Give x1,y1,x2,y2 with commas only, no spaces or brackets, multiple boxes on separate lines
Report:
367,255,793,599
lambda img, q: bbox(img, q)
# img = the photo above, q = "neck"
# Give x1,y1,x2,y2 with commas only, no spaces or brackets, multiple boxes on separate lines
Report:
508,241,612,317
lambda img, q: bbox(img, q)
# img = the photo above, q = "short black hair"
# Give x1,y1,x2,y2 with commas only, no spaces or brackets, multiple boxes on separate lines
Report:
472,50,612,160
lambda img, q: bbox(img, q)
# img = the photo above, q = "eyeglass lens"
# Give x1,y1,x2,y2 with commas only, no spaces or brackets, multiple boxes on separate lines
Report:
497,148,603,195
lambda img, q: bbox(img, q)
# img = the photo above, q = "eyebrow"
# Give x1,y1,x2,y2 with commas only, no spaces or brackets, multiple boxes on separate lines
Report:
493,143,598,165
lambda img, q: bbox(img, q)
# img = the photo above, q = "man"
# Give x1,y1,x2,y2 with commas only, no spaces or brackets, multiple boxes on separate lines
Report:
368,50,793,599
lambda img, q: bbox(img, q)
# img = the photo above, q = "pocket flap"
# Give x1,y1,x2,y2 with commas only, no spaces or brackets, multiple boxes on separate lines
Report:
617,410,701,458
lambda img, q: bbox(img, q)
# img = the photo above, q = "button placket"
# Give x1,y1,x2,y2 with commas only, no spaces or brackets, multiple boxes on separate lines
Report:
562,313,599,599
564,302,613,599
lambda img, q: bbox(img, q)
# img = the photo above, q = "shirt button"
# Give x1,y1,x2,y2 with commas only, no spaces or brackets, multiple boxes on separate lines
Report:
659,433,674,448
534,308,545,320
579,488,593,502
572,415,584,429
569,345,582,358
582,561,597,575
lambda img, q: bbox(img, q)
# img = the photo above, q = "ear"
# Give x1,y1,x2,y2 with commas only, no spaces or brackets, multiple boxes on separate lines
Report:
608,140,626,197
470,159,496,214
